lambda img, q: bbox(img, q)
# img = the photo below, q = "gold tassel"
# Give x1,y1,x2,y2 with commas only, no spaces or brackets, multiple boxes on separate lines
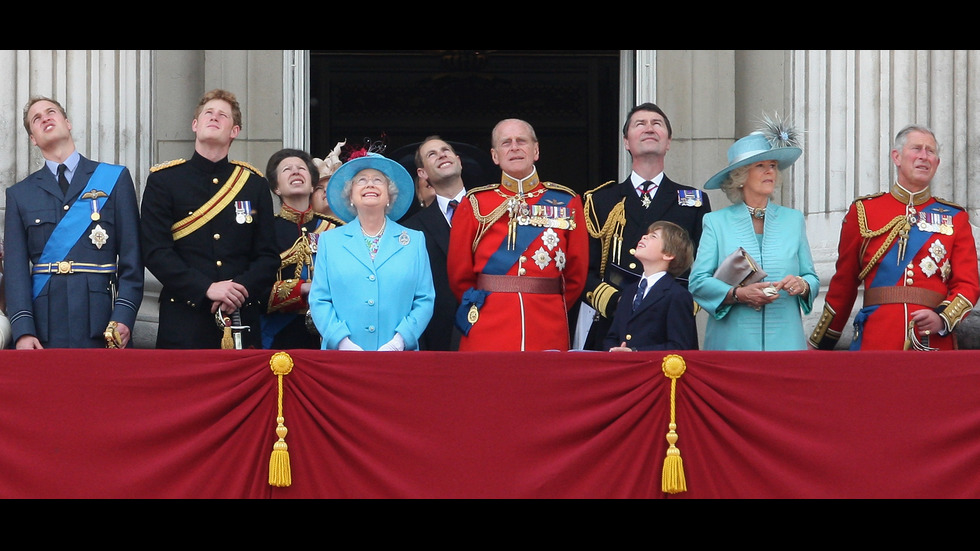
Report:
661,354,688,494
268,352,294,487
221,325,234,350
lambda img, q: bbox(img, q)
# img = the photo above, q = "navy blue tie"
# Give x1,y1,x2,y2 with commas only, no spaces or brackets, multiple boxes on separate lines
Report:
58,164,70,195
632,278,647,312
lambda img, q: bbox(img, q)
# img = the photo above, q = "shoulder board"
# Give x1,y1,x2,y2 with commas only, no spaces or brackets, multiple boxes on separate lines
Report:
854,191,886,203
315,213,346,227
583,180,618,197
231,160,264,178
934,196,966,211
465,183,500,197
150,159,186,172
542,182,578,196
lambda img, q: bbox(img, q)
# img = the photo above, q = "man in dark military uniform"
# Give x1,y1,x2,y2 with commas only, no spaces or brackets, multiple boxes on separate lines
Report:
4,96,143,349
140,89,279,349
579,103,711,350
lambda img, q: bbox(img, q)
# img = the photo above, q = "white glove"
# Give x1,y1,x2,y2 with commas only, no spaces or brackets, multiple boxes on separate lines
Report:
338,337,363,351
377,333,405,352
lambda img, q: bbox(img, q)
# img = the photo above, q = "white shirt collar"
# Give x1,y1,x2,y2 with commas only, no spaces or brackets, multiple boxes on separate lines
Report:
630,172,664,195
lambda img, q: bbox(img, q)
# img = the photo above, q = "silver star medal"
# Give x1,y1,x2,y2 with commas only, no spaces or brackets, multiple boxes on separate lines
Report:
641,194,652,209
89,224,109,249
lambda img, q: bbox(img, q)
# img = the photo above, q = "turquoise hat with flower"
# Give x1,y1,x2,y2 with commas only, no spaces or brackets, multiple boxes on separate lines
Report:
326,137,415,223
704,114,803,190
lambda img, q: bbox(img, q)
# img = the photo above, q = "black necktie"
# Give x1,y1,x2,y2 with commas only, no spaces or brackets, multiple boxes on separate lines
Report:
632,278,648,312
447,199,459,222
58,164,70,195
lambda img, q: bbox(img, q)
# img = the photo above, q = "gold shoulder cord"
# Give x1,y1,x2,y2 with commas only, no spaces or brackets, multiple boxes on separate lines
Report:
584,193,627,281
468,194,512,253
855,199,909,281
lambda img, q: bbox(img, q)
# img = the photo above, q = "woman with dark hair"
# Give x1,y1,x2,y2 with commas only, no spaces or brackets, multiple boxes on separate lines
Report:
261,148,343,349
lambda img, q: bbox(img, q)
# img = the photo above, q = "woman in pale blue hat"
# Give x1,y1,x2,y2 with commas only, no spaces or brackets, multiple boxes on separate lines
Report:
308,152,435,351
688,114,819,350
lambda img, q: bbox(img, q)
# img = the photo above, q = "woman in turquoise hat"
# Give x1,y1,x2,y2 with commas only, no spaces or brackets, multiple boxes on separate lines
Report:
308,152,435,351
688,114,819,350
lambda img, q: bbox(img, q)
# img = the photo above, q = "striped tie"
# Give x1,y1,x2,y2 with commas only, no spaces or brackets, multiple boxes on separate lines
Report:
632,278,648,312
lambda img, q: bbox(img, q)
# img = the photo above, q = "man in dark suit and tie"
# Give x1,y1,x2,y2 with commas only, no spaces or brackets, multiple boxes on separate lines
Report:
4,96,143,349
403,136,494,351
579,103,711,350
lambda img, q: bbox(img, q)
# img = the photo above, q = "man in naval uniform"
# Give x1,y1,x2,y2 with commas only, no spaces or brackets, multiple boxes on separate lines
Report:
447,119,588,351
810,124,979,350
140,89,279,349
579,103,711,350
4,96,143,349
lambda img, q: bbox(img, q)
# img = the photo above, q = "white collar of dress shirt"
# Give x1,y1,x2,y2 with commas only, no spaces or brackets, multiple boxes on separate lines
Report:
436,190,466,224
639,271,666,298
630,172,664,195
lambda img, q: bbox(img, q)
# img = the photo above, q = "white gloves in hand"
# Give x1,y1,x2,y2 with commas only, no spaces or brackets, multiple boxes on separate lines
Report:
377,333,405,352
338,337,363,351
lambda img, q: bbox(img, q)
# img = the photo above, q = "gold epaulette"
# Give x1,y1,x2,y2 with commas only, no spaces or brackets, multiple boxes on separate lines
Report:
541,181,579,196
854,191,886,204
465,183,499,197
231,160,264,178
583,180,617,199
150,159,186,172
314,213,346,228
934,196,967,212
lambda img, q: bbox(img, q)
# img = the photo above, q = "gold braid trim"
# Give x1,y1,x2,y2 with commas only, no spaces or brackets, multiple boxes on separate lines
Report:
590,282,619,318
808,303,842,349
940,294,975,332
855,199,909,281
279,232,314,280
467,190,512,253
584,186,628,282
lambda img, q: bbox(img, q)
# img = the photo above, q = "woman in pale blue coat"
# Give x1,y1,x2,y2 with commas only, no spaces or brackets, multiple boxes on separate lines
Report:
689,116,818,350
309,153,434,351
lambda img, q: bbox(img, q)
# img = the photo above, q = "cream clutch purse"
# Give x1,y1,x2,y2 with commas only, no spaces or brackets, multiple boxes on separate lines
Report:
714,247,767,287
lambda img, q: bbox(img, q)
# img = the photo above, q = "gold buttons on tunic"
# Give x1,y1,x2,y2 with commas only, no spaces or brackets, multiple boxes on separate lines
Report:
629,263,637,270
630,249,637,255
216,261,223,267
212,178,220,185
213,234,221,240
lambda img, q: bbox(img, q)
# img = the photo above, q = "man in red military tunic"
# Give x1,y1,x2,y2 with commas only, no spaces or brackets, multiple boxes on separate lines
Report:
448,119,587,351
810,125,979,350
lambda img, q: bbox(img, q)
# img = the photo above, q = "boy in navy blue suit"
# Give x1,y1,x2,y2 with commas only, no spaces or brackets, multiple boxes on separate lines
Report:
604,221,697,351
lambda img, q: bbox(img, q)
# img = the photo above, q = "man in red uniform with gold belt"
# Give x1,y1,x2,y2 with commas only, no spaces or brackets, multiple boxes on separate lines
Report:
810,125,979,350
448,119,587,351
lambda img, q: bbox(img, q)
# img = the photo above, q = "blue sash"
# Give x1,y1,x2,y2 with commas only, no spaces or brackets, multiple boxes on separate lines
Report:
33,163,124,300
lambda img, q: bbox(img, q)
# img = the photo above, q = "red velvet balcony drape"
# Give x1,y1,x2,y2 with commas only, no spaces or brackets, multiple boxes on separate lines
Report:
1,349,978,498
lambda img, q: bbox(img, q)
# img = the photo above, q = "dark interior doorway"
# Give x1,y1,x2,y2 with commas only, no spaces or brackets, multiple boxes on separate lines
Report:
310,50,622,197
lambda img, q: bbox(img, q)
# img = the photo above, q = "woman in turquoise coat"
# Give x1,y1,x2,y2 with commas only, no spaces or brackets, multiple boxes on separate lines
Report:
309,153,434,351
689,115,819,351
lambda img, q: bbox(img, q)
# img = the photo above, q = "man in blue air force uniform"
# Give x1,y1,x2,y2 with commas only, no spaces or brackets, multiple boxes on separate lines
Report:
4,96,143,349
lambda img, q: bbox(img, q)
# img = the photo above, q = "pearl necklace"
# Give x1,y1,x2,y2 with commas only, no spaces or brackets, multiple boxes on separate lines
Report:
361,220,386,238
746,205,766,220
